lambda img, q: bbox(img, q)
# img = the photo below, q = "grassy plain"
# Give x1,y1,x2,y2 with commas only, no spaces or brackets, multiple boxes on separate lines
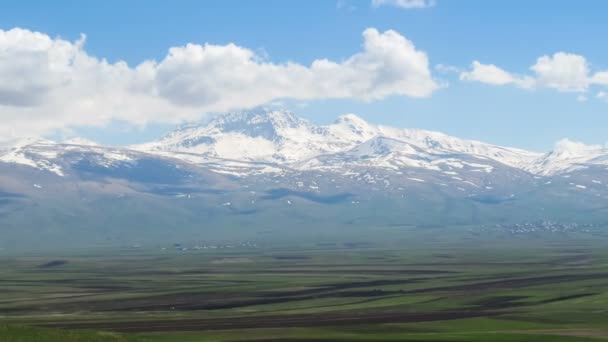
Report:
1,234,608,341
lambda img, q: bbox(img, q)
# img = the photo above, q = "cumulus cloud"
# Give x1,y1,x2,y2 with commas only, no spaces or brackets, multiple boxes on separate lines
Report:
531,52,589,92
461,61,519,85
460,52,608,95
0,29,85,107
155,28,437,105
460,61,535,89
371,0,435,9
0,27,438,139
591,71,608,85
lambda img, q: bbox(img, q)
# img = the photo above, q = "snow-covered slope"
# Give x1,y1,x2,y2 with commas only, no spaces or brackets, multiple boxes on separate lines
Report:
0,138,140,176
0,138,65,176
134,108,542,172
296,136,498,174
526,139,608,176
2,109,607,180
135,109,361,163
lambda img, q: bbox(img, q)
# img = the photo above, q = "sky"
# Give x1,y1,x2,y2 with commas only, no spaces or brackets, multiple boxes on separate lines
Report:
1,0,607,151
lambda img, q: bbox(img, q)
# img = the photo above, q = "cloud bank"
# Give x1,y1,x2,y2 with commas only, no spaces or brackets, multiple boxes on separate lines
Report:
0,27,438,139
460,52,608,94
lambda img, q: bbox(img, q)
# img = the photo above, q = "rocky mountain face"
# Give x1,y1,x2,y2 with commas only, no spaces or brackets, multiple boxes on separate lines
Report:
1,108,607,250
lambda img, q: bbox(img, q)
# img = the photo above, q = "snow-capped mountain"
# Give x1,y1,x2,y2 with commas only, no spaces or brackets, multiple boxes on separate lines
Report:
135,109,366,163
296,135,494,173
0,138,136,176
526,139,608,176
134,107,541,171
2,108,607,180
0,138,65,176
2,108,608,250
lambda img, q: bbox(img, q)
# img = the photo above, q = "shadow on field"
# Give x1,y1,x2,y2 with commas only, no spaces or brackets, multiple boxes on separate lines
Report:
39,310,501,333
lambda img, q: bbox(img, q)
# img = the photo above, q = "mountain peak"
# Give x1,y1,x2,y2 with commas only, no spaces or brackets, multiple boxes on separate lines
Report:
524,138,608,175
0,137,55,151
133,109,605,176
335,113,370,128
205,108,308,141
213,107,299,124
551,138,603,157
336,113,366,123
332,113,376,141
61,137,99,146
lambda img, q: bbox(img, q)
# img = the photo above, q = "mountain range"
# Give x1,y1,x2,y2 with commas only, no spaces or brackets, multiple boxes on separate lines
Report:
1,108,607,250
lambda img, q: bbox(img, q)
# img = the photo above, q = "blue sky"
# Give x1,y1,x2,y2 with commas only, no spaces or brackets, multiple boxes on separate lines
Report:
1,0,607,151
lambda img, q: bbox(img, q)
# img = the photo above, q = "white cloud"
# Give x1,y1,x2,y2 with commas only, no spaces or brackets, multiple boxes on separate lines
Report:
531,52,589,92
0,29,85,107
460,61,517,85
154,28,437,105
371,0,435,9
435,64,460,74
460,52,608,95
0,27,438,139
459,61,534,88
591,71,608,85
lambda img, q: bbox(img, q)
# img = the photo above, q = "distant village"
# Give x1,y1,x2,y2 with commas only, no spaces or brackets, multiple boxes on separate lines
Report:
494,221,594,235
130,241,258,251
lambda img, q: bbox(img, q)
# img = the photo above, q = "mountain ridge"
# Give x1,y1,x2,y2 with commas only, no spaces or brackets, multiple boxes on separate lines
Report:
133,107,545,172
1,108,607,250
1,108,607,177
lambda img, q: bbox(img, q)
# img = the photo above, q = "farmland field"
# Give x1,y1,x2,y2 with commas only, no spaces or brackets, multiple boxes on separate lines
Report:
1,234,608,341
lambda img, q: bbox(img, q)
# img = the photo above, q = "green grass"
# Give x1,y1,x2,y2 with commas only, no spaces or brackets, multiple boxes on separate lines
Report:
1,238,608,341
0,325,143,342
